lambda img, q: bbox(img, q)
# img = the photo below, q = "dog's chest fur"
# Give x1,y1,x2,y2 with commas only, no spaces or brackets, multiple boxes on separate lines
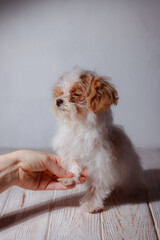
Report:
52,122,110,169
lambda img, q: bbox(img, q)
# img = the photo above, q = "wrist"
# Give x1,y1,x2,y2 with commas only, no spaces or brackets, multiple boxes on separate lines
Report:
0,151,21,193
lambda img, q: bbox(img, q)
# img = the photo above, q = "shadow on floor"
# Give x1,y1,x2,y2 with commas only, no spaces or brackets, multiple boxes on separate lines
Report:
0,169,160,230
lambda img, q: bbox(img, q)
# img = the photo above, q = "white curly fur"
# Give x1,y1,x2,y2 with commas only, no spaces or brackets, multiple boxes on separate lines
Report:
52,67,142,213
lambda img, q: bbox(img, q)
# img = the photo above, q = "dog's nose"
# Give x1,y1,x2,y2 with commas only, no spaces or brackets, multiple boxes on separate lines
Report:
56,99,63,107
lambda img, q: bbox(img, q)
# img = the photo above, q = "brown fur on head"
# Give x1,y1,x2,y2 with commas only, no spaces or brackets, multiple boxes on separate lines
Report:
69,73,118,113
52,70,118,120
86,75,118,113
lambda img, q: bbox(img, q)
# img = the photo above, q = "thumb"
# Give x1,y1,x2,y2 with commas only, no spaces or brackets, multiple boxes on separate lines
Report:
46,157,73,178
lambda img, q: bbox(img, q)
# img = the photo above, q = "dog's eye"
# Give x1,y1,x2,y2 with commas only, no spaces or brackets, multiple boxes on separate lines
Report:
73,93,80,97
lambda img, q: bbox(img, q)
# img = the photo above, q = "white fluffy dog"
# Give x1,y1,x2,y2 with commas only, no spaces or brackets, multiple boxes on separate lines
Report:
52,67,142,213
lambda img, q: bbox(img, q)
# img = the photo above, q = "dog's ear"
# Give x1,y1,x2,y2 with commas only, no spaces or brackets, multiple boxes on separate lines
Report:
86,76,118,113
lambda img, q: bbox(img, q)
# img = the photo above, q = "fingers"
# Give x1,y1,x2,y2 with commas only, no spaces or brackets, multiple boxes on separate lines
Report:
46,181,76,190
45,157,73,178
80,167,89,178
45,154,88,183
78,177,86,184
46,154,61,165
46,177,86,190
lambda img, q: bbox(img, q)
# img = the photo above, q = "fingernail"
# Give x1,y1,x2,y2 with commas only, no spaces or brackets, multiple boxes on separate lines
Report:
80,177,86,183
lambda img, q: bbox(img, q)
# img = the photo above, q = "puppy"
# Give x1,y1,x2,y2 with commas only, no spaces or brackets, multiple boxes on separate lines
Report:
51,67,142,213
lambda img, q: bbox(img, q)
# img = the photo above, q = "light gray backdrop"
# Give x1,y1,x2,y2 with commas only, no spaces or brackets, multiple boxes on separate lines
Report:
0,0,160,149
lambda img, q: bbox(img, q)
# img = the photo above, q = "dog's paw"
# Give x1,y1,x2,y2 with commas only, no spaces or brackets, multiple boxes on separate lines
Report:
80,201,103,213
58,177,78,186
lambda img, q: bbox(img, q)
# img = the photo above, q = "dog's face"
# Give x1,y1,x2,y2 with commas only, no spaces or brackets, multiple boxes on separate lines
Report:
52,68,118,123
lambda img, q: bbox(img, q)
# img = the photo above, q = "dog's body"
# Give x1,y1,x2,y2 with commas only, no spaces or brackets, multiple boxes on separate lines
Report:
52,67,142,213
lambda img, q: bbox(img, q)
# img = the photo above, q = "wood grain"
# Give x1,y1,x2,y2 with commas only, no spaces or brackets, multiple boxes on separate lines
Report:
0,187,55,239
139,148,160,240
47,185,102,240
101,189,157,240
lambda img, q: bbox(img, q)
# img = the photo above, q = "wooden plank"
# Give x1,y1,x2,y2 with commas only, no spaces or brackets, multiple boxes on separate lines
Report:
0,189,11,216
47,184,102,240
101,149,158,240
14,190,54,240
101,191,157,240
139,148,160,239
0,187,55,240
0,186,24,239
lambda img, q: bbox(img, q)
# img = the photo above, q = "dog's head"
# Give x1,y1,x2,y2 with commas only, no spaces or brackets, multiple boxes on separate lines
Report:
52,68,118,123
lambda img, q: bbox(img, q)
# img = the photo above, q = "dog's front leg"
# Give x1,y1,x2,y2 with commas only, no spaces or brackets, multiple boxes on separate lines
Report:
80,180,112,213
58,160,81,186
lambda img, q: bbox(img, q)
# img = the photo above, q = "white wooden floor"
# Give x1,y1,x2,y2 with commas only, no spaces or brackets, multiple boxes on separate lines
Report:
0,148,160,240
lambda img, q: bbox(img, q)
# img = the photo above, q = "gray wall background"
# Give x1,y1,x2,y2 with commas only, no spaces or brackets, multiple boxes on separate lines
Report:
0,0,160,149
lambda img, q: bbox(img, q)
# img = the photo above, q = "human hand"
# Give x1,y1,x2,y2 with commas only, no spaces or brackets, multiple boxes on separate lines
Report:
16,150,87,191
